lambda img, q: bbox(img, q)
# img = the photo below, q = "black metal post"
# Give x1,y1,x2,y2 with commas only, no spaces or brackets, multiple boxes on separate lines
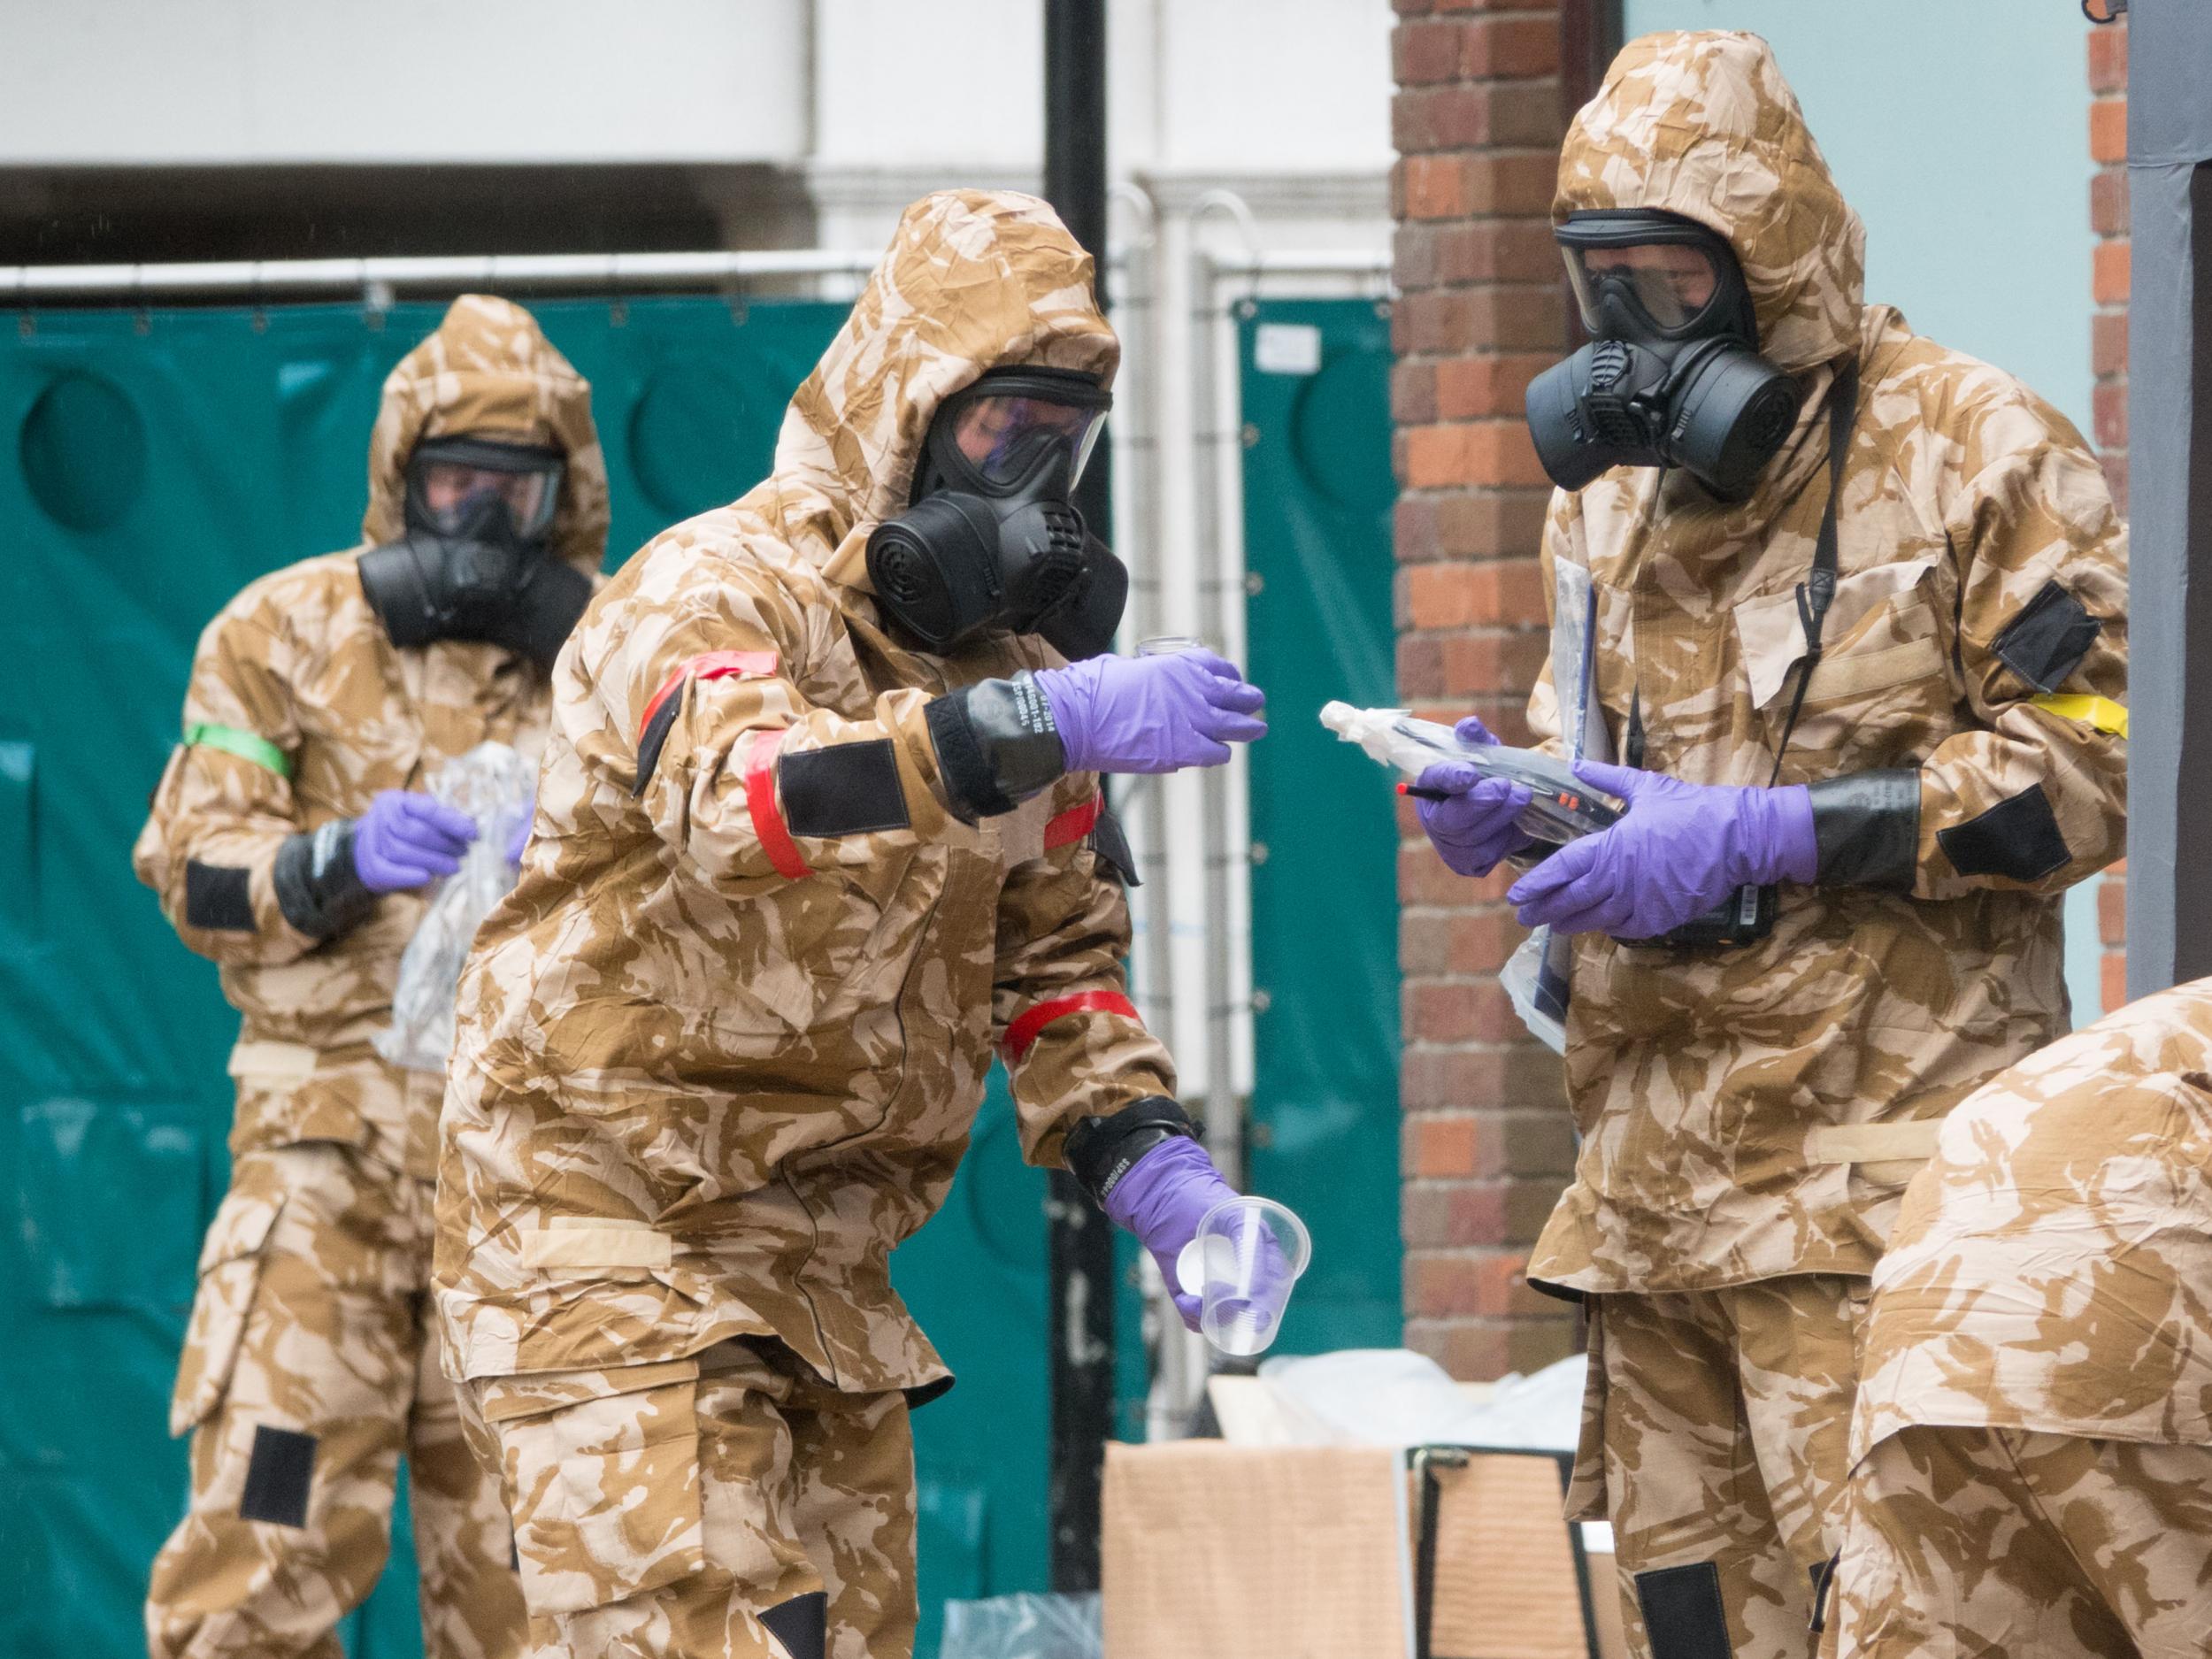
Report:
1041,0,1116,1596
2125,2,2212,999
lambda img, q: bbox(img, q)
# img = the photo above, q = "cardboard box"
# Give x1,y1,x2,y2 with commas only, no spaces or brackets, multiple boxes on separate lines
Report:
1102,1440,1624,1659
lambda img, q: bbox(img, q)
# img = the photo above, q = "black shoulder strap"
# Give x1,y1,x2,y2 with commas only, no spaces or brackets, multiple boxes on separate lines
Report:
1767,361,1860,787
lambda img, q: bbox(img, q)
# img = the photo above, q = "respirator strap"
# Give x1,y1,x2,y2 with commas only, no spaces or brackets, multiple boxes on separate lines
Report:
1766,362,1858,788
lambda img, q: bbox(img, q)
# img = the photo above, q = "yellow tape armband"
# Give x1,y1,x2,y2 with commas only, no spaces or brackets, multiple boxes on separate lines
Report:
185,722,294,779
2029,695,2129,739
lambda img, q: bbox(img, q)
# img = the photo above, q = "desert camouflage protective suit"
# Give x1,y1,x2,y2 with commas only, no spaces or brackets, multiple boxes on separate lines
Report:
1518,34,2129,1658
133,295,607,1659
432,191,1171,1659
1836,979,2212,1659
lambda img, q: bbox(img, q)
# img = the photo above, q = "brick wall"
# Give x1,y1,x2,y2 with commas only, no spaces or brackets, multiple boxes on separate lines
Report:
1390,0,1579,1380
2090,15,2129,1010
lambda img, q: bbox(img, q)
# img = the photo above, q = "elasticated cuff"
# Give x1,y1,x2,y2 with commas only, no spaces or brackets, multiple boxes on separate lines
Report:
1807,769,1921,890
272,819,378,940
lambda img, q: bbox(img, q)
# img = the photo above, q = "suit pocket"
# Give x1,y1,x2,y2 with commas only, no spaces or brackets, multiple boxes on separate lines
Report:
169,1185,286,1435
483,1359,706,1615
1736,557,1953,764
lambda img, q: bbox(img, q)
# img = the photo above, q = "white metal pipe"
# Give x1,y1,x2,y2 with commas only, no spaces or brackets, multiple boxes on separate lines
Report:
1185,197,1249,1192
0,245,1177,302
1204,250,1394,279
1,248,881,299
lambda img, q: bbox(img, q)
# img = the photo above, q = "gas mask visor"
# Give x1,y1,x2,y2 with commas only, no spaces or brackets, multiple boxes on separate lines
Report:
1555,211,1756,345
918,366,1110,500
403,434,565,546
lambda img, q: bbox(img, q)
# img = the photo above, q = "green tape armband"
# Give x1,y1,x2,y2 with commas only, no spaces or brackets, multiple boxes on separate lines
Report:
185,723,293,780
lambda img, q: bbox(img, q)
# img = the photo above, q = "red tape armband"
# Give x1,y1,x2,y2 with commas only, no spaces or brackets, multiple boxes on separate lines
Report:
1002,990,1140,1064
742,728,811,880
1044,793,1104,849
637,649,781,744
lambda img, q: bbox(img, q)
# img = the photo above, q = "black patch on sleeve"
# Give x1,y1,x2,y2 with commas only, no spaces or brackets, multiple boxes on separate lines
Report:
1634,1563,1731,1659
238,1425,317,1528
1937,782,2071,882
778,740,911,837
759,1590,828,1659
1992,579,2101,693
633,687,684,797
184,861,257,932
1089,803,1141,887
1808,769,1921,890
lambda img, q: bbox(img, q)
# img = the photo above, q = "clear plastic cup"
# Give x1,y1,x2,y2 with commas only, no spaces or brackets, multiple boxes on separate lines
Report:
1175,1195,1312,1356
1137,634,1206,657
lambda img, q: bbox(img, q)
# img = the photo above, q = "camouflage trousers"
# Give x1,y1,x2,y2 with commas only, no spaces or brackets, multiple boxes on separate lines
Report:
1836,1426,2212,1658
146,1143,525,1659
465,1337,918,1659
1571,1278,1867,1659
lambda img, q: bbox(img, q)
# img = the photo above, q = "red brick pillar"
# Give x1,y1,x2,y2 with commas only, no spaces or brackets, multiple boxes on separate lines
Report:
2089,15,2129,1011
1391,0,1579,1379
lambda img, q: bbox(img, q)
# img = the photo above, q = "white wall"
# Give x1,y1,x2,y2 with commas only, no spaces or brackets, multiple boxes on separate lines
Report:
0,0,811,165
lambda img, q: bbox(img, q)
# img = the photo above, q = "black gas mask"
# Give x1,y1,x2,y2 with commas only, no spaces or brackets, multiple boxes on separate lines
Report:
1525,211,1801,501
865,367,1126,657
359,434,592,670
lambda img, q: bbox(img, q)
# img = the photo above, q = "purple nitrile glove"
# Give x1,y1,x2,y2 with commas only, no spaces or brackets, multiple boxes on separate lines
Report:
1101,1135,1239,1329
1508,760,1816,939
505,790,536,866
1416,715,1536,878
1033,650,1268,775
350,789,478,893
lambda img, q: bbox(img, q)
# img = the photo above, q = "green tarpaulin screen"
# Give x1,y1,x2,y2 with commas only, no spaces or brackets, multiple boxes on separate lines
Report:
1238,296,1403,1355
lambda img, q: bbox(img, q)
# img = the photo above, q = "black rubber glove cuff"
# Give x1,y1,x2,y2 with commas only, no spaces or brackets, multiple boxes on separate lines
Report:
924,670,1067,823
1063,1095,1200,1207
272,818,379,940
1807,768,1921,890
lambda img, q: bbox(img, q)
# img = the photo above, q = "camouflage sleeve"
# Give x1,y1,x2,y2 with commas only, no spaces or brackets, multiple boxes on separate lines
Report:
607,554,971,892
130,607,319,964
990,839,1177,1170
1914,411,2128,900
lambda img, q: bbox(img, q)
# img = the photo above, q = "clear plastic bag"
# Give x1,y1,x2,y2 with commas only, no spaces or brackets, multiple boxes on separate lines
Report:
1494,557,1608,1053
373,741,535,1074
1499,928,1569,1056
938,1593,1101,1659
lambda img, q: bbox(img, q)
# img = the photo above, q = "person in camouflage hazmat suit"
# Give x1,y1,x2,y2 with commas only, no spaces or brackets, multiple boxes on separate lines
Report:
1411,33,2127,1659
432,190,1270,1659
1836,978,2212,1658
133,294,606,1659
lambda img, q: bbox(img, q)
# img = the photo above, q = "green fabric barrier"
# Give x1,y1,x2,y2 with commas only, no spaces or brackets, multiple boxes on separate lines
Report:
1238,297,1404,1352
0,297,1079,1658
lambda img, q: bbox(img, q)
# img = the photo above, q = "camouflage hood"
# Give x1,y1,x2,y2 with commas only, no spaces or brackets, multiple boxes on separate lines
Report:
361,293,610,575
769,189,1119,577
1556,31,1865,373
